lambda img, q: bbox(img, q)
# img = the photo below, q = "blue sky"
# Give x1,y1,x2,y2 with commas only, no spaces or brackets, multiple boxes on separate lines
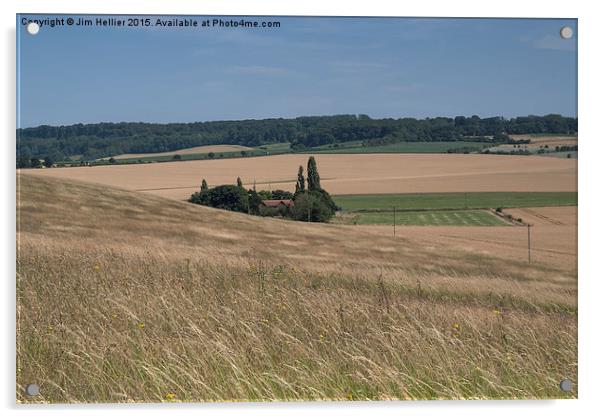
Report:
17,16,577,128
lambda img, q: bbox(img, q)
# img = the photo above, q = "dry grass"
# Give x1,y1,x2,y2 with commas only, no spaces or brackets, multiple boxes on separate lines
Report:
21,153,577,200
16,175,577,402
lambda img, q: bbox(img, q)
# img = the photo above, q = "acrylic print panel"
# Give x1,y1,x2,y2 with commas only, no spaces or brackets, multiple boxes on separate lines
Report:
16,15,577,403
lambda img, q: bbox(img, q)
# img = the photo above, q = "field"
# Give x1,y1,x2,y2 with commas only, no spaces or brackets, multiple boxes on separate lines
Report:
17,175,577,402
307,141,486,154
334,192,577,212
107,144,255,160
339,210,508,226
359,205,576,270
487,135,578,155
22,153,577,201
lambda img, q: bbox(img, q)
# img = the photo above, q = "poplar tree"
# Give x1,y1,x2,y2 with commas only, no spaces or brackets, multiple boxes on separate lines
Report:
237,177,243,188
306,156,321,191
295,165,305,194
201,179,208,191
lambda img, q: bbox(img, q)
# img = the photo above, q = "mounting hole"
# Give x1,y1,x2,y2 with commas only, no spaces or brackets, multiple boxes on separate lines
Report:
25,383,40,396
560,26,573,40
559,379,573,392
26,22,40,35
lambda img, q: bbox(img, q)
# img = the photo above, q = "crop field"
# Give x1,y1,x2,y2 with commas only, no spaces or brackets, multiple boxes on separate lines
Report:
108,144,255,160
306,141,487,154
255,142,293,154
334,192,577,212
341,210,508,226
17,175,577,402
21,153,577,201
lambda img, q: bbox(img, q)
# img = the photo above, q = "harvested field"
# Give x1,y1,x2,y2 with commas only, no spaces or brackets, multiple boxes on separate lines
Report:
22,153,577,201
504,206,577,226
337,210,509,226
359,206,577,271
107,144,254,160
493,135,579,152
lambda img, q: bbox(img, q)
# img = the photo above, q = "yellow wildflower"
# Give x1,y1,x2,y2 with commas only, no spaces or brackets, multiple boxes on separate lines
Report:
137,322,145,329
165,392,176,401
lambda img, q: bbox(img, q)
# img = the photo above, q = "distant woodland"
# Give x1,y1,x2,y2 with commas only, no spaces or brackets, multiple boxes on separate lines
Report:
17,114,577,164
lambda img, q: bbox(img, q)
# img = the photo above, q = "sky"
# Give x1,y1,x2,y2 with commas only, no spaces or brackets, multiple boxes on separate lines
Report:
17,16,577,128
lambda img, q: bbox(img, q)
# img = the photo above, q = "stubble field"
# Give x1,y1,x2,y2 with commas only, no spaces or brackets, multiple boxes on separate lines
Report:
22,153,576,201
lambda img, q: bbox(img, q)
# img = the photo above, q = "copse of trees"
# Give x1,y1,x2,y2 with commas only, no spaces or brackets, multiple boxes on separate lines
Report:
189,184,249,213
188,157,336,222
17,114,577,163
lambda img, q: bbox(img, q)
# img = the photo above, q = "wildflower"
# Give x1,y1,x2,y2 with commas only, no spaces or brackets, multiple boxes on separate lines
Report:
93,264,100,271
493,309,502,316
165,392,176,401
47,325,54,331
319,334,325,341
452,323,460,330
347,391,354,400
137,322,145,329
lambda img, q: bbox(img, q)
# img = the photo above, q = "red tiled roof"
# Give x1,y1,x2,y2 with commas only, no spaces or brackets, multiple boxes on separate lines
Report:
261,199,294,208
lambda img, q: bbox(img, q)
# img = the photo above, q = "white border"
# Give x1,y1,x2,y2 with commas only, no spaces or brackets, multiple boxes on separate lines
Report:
2,1,600,417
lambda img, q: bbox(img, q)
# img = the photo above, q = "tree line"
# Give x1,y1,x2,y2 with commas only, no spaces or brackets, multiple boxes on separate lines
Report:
17,114,577,165
188,156,337,222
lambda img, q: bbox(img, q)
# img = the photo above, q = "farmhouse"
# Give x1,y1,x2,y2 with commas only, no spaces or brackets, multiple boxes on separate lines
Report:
261,199,294,208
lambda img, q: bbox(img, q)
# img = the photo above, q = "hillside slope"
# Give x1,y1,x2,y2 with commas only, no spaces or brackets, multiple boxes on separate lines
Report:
16,175,577,402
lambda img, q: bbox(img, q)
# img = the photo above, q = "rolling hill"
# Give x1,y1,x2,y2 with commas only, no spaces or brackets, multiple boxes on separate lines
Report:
16,174,577,402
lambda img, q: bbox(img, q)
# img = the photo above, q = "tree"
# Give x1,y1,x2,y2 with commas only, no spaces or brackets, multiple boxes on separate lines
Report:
290,191,334,222
16,157,31,168
208,152,215,159
201,179,208,192
108,157,116,164
173,154,182,160
272,190,294,200
237,177,243,188
42,156,53,168
189,185,248,213
295,165,305,194
247,189,263,215
306,156,321,191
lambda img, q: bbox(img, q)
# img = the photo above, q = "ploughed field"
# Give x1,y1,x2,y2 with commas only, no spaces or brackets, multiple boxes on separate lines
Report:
17,175,577,402
22,153,576,201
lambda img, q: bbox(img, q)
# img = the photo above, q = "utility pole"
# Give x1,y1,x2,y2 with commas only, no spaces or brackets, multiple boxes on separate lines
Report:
393,206,396,237
527,224,531,264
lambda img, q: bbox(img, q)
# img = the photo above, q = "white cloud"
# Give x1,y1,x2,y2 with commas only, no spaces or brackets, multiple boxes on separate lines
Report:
532,33,576,51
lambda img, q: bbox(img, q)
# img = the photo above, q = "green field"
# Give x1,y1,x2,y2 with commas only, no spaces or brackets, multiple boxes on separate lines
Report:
306,141,487,154
345,210,508,226
255,142,293,154
114,149,264,164
334,192,577,212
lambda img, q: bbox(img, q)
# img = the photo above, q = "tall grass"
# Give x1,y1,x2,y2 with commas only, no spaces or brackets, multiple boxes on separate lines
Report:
16,175,577,402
